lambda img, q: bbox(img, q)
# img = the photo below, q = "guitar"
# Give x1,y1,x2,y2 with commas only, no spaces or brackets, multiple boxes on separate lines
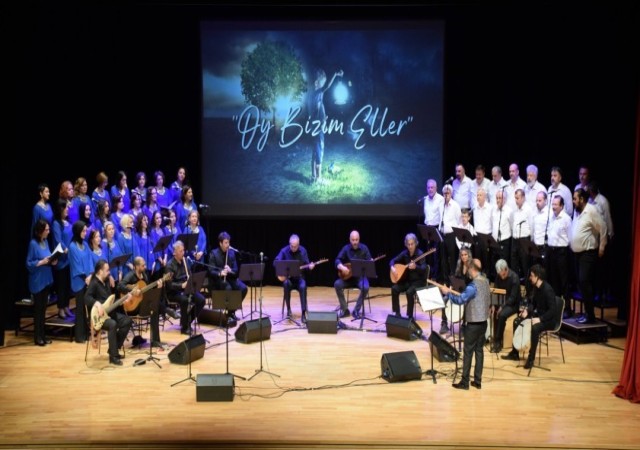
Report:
338,254,386,281
389,248,436,283
277,259,329,282
90,292,134,331
123,273,173,313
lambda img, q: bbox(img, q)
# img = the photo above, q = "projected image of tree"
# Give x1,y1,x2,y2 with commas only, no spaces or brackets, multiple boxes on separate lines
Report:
201,24,443,217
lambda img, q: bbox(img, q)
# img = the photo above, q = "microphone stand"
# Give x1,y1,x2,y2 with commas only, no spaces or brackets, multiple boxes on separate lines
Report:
171,267,197,387
249,252,279,381
543,191,556,260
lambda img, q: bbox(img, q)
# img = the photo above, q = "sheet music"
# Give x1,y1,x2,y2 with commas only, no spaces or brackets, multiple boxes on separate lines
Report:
416,286,446,311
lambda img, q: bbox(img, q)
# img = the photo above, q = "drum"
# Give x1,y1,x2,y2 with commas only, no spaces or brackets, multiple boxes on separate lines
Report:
512,318,532,351
447,302,464,324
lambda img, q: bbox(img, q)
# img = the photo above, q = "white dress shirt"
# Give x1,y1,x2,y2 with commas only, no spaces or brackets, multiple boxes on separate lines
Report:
548,209,572,247
452,176,474,210
423,193,444,227
548,183,573,216
491,205,512,242
472,201,494,235
570,203,607,253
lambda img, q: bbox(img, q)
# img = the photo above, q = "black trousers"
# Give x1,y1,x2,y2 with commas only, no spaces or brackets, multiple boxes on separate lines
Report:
32,286,50,344
283,277,308,313
460,321,487,384
574,249,598,321
391,280,424,318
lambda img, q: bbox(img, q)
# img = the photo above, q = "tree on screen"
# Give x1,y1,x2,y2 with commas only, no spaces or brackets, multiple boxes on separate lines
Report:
240,41,306,116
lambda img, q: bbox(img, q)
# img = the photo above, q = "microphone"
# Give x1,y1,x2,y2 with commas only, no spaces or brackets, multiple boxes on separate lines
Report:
549,189,557,194
260,252,263,262
417,196,425,204
444,176,454,185
198,204,210,209
518,220,526,225
229,245,239,252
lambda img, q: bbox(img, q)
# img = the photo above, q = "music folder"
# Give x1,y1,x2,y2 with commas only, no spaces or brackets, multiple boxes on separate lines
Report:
416,286,446,311
476,232,499,250
452,227,475,247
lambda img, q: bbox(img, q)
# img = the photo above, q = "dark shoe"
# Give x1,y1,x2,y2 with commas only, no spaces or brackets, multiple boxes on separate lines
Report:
339,309,350,318
439,322,449,334
109,356,123,366
301,312,307,324
58,309,67,320
523,360,534,369
131,335,147,347
44,339,52,345
452,382,469,390
180,327,193,335
470,381,482,390
501,351,519,361
35,340,46,347
166,307,178,320
352,309,361,319
394,311,401,318
286,309,293,318
490,343,503,354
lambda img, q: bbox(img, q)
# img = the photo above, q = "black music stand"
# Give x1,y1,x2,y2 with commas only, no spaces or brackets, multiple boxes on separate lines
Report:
153,234,174,255
452,227,475,249
475,232,499,250
138,287,162,369
273,260,302,326
171,270,206,387
238,263,265,319
176,233,198,255
520,238,542,264
211,290,246,381
349,259,378,328
109,253,132,278
418,224,443,245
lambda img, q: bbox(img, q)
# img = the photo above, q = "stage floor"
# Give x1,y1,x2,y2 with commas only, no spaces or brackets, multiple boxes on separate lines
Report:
1,286,637,450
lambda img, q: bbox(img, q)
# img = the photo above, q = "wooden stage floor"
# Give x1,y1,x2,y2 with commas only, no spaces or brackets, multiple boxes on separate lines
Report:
1,286,638,450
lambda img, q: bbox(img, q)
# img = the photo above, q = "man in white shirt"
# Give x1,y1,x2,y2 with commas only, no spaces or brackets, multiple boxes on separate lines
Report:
587,181,614,303
504,163,526,210
546,195,572,317
574,165,590,192
470,164,491,209
524,164,546,209
487,165,507,205
473,188,494,277
511,189,534,280
440,184,461,281
491,189,512,272
452,163,473,210
548,166,573,216
422,179,444,281
570,188,607,324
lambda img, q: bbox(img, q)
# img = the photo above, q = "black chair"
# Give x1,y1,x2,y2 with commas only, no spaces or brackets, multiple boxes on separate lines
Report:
528,296,566,376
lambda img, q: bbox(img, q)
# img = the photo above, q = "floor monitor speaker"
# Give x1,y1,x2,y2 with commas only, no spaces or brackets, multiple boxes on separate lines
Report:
380,351,422,382
235,318,271,343
428,332,460,362
168,334,205,365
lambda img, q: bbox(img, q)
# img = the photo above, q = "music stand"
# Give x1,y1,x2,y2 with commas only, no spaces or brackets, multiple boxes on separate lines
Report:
475,232,499,250
109,253,132,278
520,239,542,264
418,224,443,245
176,233,198,254
238,263,265,319
138,287,162,368
153,234,174,255
273,260,302,326
349,259,378,328
452,227,475,248
210,290,246,381
416,286,446,384
171,270,206,387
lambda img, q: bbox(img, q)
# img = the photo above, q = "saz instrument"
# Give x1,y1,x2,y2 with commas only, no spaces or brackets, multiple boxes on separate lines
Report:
90,292,133,331
426,278,462,296
389,248,436,284
427,279,464,322
338,254,386,281
277,259,328,282
123,273,173,313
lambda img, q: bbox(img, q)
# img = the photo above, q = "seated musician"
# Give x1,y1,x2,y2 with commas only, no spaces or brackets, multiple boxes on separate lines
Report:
389,233,427,320
334,230,372,319
117,256,175,348
207,231,247,326
491,259,522,353
165,240,205,335
85,259,132,366
501,264,558,369
274,234,315,323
